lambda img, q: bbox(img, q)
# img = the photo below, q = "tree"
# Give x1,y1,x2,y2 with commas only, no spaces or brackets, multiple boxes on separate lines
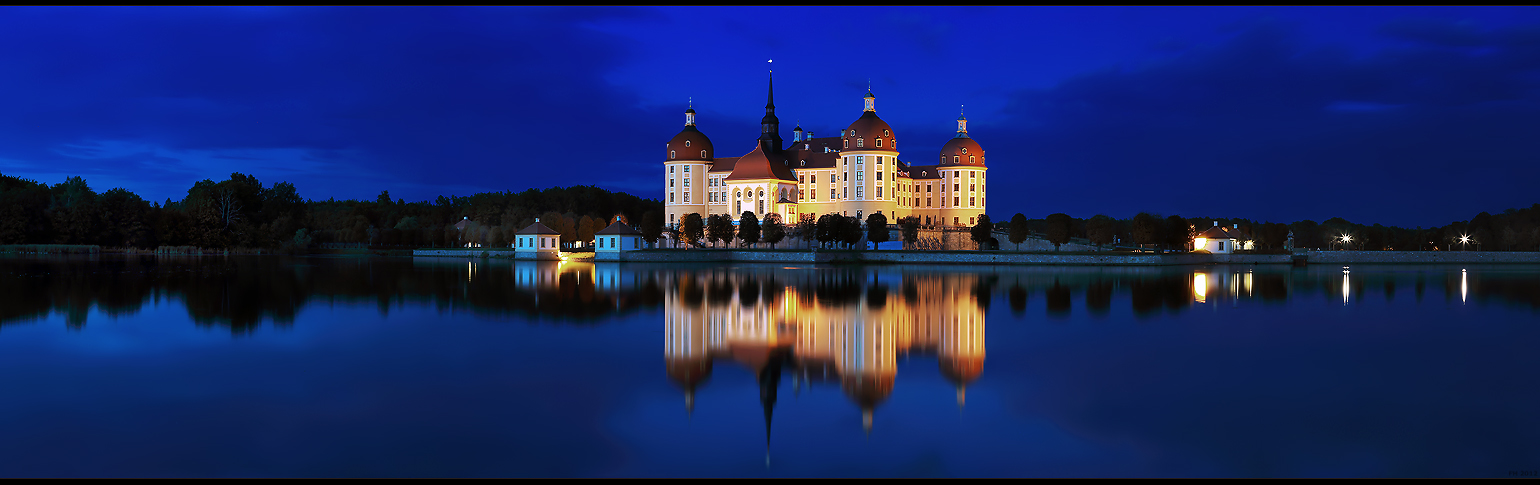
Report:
1086,215,1114,248
1132,212,1162,251
900,216,920,249
797,213,817,248
841,215,863,249
707,214,735,247
1044,213,1072,251
680,213,704,248
816,214,839,248
1008,213,1029,250
866,212,889,249
738,211,761,247
640,211,663,247
577,215,598,247
1164,214,1192,252
970,214,993,250
762,213,786,249
1291,220,1321,249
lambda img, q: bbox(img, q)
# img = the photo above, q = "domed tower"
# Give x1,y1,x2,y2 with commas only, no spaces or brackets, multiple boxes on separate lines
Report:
665,104,714,228
935,108,988,227
838,89,901,222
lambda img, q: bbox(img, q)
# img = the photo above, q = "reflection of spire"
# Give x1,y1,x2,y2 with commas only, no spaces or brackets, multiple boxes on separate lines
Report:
957,384,967,409
685,388,695,415
862,407,873,435
758,348,785,456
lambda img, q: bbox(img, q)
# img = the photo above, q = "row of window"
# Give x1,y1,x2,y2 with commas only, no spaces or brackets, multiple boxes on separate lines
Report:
668,149,710,159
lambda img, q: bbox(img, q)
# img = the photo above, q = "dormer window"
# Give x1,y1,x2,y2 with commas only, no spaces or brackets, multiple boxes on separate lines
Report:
875,138,882,147
670,150,676,159
844,140,848,148
685,140,691,147
884,130,890,136
857,138,863,147
800,160,806,166
970,156,976,164
701,150,707,158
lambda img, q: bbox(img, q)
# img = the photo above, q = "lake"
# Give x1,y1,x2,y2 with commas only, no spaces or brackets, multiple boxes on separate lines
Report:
1,255,1537,477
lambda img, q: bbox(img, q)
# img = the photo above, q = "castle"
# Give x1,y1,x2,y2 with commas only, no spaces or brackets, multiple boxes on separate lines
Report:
663,74,989,230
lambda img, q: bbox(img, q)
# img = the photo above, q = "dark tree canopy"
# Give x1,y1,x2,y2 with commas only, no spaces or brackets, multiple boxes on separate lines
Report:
680,213,705,248
1086,214,1115,247
762,213,785,248
1008,213,1030,249
900,216,920,248
1164,215,1192,251
1044,213,1073,251
841,216,863,249
737,211,761,247
970,214,993,249
1132,212,1163,250
707,214,735,247
866,212,889,249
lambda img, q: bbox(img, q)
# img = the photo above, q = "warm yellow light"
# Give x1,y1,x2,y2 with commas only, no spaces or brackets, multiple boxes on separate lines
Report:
1193,237,1207,249
1194,273,1208,302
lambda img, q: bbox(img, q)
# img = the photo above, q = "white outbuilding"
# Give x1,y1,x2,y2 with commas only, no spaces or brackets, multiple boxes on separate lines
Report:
595,217,644,253
1194,223,1250,253
514,218,562,260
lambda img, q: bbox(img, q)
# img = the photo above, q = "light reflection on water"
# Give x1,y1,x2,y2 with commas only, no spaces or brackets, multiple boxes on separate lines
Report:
1,255,1539,477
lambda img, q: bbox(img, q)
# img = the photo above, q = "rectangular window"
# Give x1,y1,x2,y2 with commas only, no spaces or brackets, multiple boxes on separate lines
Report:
811,174,816,184
970,197,975,206
970,184,975,192
683,178,689,187
799,190,804,199
831,189,836,199
799,175,805,184
926,184,932,193
670,179,674,187
969,171,974,178
877,172,883,180
684,166,691,173
684,193,690,202
670,193,674,202
954,197,960,206
954,184,960,191
670,166,675,173
955,171,960,177
877,187,883,198
856,187,864,199
857,156,864,165
857,171,864,182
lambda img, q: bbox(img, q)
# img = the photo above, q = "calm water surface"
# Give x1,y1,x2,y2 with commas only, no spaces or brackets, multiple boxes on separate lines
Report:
1,255,1537,477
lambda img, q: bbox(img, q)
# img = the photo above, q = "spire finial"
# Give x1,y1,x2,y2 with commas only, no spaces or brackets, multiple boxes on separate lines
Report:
768,59,772,73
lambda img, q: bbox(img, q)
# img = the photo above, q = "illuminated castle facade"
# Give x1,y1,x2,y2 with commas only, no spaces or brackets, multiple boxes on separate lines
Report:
663,75,990,229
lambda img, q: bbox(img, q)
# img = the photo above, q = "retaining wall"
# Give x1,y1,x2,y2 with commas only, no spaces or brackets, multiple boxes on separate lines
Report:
1305,250,1540,264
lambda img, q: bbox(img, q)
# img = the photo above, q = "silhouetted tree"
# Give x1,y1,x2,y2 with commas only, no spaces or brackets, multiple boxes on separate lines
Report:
1086,214,1114,248
1008,213,1029,250
738,211,761,247
1165,215,1192,252
866,212,889,249
1132,212,1162,251
762,213,785,249
640,211,662,247
680,213,704,248
900,216,919,249
1044,213,1072,251
841,216,863,249
970,214,992,250
707,214,734,247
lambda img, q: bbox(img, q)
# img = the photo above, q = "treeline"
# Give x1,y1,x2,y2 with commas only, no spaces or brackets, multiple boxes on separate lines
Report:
1002,207,1540,251
0,172,662,250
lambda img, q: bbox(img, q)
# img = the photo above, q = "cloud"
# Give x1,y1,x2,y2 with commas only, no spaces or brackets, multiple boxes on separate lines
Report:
0,7,663,202
990,19,1540,226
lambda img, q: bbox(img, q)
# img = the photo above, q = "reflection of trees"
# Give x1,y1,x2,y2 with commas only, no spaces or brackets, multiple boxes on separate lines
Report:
1085,281,1113,316
1008,285,1028,315
1046,280,1072,318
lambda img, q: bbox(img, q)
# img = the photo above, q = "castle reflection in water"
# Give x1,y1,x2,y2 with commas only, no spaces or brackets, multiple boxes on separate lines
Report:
519,260,986,433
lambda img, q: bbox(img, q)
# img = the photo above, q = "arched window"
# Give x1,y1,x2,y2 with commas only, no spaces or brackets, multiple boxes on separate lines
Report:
884,130,890,136
970,156,976,164
953,156,959,164
844,139,848,148
875,138,882,147
685,140,691,147
701,150,707,158
670,150,676,159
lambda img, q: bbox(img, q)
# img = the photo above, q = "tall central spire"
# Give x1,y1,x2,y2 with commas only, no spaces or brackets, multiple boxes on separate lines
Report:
758,67,782,153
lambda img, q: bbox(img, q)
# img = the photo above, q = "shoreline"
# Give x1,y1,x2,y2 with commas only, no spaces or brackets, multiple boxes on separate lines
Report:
411,248,1540,266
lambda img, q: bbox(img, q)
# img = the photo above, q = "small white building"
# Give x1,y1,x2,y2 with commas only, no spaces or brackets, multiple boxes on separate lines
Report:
514,218,561,260
594,217,644,253
1195,223,1251,253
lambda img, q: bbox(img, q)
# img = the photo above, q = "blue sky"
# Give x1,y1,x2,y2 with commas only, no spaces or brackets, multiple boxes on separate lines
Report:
1,6,1538,227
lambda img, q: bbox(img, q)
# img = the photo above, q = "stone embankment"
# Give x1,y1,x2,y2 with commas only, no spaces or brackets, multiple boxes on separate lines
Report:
414,248,1540,266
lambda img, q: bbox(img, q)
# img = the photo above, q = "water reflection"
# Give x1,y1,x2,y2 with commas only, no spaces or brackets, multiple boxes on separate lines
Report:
664,269,987,435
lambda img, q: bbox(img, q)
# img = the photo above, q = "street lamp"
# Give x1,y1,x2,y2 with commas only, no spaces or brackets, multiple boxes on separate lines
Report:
1459,234,1472,251
1339,234,1352,250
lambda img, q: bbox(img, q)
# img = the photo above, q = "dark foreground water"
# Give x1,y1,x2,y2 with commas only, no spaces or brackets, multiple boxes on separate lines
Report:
1,255,1538,478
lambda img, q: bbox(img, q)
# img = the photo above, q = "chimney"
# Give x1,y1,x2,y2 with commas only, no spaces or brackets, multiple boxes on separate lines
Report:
1213,220,1217,227
1234,224,1238,229
535,218,540,223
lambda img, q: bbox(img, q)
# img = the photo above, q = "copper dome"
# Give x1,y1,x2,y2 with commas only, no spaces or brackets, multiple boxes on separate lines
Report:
843,111,897,153
667,125,714,161
666,355,713,389
938,135,984,167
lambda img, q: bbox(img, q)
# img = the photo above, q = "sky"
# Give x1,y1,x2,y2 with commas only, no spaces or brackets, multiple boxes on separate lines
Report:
1,6,1538,227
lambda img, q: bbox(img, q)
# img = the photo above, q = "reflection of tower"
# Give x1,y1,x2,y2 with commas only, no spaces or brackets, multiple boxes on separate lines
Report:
940,305,985,408
665,275,713,413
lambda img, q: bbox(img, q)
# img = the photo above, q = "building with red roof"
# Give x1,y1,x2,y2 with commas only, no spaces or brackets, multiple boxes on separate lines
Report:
664,75,990,229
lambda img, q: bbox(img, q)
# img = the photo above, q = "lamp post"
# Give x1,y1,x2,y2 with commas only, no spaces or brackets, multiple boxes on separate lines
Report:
1337,234,1352,251
1459,234,1472,251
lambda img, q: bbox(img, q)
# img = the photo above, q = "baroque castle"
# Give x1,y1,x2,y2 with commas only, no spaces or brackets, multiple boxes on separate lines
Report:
663,74,989,229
